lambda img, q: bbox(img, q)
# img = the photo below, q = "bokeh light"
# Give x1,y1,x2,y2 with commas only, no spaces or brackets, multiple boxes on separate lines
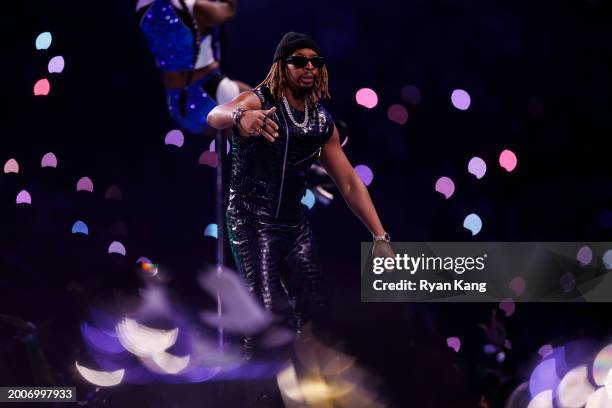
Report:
603,249,612,270
499,149,518,172
606,369,612,400
355,88,378,109
76,176,94,192
16,190,32,205
447,337,461,352
75,362,124,387
48,56,65,73
4,158,19,174
484,344,497,354
164,129,184,147
401,85,421,105
528,390,553,408
529,359,559,398
115,318,178,357
435,176,455,199
35,32,52,50
105,185,122,200
577,245,593,266
560,272,576,293
509,276,526,296
198,151,218,168
593,344,612,386
538,345,554,359
463,213,482,236
136,256,153,264
204,223,218,239
451,89,471,110
108,241,126,256
80,322,125,355
387,104,408,124
72,220,89,235
141,262,159,277
301,189,315,209
209,139,230,154
557,365,594,408
468,156,487,179
499,298,515,317
141,351,190,375
33,79,50,96
585,387,612,408
354,164,373,186
41,152,57,168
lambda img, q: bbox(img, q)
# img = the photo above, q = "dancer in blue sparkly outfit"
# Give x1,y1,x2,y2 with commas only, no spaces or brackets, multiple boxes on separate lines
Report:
136,0,248,134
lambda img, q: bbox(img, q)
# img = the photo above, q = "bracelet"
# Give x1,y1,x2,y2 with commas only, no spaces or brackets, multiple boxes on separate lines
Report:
373,232,391,242
232,107,247,127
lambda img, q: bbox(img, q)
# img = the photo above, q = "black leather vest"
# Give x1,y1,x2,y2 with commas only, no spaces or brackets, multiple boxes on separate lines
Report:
227,85,335,222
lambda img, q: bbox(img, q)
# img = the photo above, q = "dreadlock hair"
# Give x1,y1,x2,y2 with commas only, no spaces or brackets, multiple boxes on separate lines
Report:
257,60,331,106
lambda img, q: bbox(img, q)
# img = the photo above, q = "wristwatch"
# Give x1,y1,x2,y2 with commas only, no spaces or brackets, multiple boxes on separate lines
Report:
373,232,391,242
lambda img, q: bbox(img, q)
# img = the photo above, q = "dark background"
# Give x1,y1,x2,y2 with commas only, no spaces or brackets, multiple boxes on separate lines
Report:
2,0,612,406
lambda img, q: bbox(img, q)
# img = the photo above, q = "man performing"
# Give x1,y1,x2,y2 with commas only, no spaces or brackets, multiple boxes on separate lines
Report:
207,32,391,357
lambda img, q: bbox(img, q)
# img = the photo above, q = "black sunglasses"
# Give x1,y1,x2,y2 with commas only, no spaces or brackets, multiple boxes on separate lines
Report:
285,55,326,69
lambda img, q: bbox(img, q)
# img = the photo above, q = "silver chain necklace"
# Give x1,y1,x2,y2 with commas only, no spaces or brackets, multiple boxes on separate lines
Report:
282,96,309,129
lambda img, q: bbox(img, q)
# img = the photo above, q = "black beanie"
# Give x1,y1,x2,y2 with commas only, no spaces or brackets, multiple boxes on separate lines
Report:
273,32,321,62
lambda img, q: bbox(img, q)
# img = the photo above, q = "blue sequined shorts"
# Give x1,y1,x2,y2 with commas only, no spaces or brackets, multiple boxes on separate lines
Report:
166,68,221,134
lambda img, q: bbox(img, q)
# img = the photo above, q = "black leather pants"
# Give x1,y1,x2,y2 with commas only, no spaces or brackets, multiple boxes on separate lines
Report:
226,210,323,358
